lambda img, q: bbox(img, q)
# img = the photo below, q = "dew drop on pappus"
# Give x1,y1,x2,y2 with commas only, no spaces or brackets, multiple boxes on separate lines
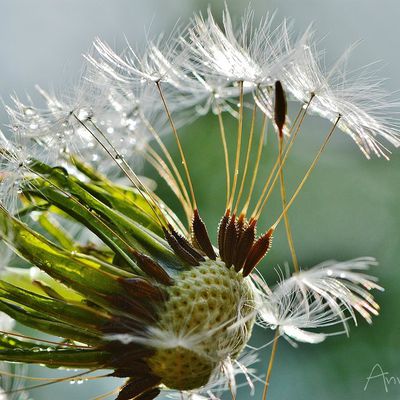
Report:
23,107,35,116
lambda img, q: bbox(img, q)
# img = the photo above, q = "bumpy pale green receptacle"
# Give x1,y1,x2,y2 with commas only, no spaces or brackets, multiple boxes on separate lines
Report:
148,260,256,390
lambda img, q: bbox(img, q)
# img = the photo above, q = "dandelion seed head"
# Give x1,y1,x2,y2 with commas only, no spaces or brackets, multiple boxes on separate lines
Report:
0,6,392,400
163,351,258,400
108,260,257,391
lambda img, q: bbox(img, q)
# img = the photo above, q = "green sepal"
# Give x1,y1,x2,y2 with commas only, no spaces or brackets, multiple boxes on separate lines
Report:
1,266,83,302
0,301,102,345
0,280,110,331
37,212,75,250
0,207,136,300
23,182,142,274
25,161,185,271
0,334,43,350
71,157,163,230
0,347,109,369
78,180,163,236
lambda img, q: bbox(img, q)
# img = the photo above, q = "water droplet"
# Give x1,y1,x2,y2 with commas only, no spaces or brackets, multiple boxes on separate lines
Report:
123,118,138,131
64,128,74,136
24,107,35,116
30,211,41,222
76,108,92,121
31,347,42,352
115,154,124,164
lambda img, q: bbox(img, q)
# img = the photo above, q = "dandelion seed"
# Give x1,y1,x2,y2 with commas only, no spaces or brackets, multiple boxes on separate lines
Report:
255,258,382,344
283,38,400,158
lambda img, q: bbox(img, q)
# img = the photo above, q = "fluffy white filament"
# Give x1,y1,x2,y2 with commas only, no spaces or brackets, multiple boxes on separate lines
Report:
1,6,399,209
254,257,382,344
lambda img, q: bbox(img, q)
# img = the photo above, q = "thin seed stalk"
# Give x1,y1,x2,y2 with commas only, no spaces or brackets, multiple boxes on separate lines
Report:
278,137,299,272
273,116,340,229
262,330,280,400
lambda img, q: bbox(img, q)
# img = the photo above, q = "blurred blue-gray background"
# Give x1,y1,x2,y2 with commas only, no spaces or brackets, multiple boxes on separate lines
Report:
0,1,399,399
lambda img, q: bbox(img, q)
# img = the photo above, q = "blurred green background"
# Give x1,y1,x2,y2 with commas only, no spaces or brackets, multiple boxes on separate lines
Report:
1,1,399,399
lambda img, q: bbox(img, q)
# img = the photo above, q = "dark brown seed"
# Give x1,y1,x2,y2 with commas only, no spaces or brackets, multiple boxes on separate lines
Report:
168,224,205,262
163,228,201,266
105,295,156,323
192,209,217,260
130,252,174,286
116,376,161,400
274,80,287,138
120,277,166,302
101,318,144,335
242,228,274,277
236,213,246,242
234,219,256,272
110,362,151,377
218,209,230,260
109,348,155,368
224,214,238,269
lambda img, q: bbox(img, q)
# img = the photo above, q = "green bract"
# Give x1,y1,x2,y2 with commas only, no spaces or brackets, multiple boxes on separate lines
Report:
0,159,257,398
